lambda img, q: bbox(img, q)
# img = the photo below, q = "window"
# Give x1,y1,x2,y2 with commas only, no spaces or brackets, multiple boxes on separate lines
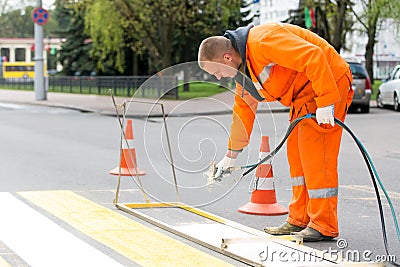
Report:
5,65,34,72
349,63,367,79
389,67,400,80
1,48,10,61
15,48,26,61
393,68,400,80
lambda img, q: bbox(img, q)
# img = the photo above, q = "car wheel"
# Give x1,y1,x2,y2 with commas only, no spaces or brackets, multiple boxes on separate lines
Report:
360,104,370,113
394,94,400,112
376,92,384,108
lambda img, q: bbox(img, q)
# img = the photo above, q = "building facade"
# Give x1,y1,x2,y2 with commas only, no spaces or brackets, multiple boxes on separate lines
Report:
0,37,63,72
341,19,400,79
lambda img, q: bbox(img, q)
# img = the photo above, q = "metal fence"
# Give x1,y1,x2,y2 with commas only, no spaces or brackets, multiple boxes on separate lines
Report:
0,75,179,99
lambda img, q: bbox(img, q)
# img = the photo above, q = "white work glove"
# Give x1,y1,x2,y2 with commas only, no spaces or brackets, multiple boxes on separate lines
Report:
316,104,335,126
214,156,236,179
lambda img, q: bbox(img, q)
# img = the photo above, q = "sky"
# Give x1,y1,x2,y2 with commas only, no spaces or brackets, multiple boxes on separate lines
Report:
42,0,54,9
1,0,55,11
30,0,54,9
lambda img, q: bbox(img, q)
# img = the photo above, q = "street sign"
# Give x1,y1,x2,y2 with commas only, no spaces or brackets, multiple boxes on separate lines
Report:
31,7,50,25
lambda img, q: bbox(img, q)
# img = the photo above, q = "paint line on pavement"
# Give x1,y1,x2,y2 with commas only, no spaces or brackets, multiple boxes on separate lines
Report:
0,256,11,267
0,192,123,267
342,185,400,200
19,190,234,267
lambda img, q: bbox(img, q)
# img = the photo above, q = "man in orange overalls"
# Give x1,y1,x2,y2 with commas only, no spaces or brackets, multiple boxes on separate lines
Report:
198,22,353,241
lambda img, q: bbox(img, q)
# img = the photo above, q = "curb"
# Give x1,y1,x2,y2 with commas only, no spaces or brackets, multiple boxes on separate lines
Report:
0,100,98,113
98,107,290,118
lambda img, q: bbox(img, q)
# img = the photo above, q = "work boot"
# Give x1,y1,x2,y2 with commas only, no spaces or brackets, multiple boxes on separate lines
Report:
264,222,305,235
291,227,335,242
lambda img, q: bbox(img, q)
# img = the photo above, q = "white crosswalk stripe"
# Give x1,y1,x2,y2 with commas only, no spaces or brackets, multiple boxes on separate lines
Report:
0,192,123,267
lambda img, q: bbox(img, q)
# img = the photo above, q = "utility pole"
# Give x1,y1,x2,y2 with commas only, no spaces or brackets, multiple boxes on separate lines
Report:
34,0,46,100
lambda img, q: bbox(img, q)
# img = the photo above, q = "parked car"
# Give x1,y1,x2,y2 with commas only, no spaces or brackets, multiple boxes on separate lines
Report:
348,61,372,113
377,64,400,111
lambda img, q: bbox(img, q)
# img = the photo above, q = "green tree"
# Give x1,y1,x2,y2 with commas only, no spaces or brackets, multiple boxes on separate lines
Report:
0,0,7,14
285,0,354,54
84,0,180,74
82,0,124,73
46,9,62,37
330,0,354,53
177,0,242,91
0,4,59,38
349,0,395,82
0,6,35,37
0,0,33,14
54,0,95,75
83,0,243,75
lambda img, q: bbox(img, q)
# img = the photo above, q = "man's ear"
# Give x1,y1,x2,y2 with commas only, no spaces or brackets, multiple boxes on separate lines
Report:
223,53,232,63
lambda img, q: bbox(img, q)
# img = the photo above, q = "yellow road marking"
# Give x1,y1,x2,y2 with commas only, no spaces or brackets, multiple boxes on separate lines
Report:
0,256,11,267
19,190,233,267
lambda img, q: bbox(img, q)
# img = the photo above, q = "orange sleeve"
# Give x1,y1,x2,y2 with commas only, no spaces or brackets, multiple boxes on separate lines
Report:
250,25,341,107
228,83,259,151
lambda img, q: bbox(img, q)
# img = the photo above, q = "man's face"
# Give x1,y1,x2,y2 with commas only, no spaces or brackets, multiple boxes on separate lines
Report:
202,54,239,80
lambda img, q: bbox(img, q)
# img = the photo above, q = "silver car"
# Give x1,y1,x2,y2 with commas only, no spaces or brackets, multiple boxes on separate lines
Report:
348,61,372,113
377,64,400,111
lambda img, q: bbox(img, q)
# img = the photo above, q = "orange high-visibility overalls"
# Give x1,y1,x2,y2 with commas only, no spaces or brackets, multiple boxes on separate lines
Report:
227,23,353,237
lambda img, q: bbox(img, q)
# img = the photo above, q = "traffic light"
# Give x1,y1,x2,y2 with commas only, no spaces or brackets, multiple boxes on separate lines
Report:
50,47,56,56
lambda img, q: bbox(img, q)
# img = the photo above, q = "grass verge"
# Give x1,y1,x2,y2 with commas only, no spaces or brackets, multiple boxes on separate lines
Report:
371,80,382,100
176,81,229,100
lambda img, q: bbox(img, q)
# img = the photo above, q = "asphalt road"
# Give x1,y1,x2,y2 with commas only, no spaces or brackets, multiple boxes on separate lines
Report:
0,102,399,266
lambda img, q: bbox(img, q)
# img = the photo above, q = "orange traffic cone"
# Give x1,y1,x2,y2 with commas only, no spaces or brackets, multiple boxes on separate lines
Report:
110,119,146,176
238,136,287,215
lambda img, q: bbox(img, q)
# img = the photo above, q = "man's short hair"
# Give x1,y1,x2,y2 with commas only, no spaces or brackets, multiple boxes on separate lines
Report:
198,36,231,68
